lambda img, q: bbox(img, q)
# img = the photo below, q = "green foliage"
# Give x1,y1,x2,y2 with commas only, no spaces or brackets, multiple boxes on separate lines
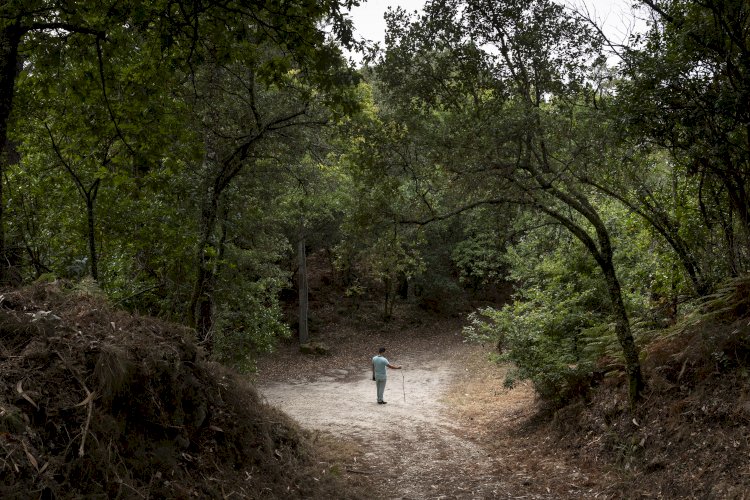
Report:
212,236,292,371
331,99,440,315
1,0,362,357
334,227,425,317
73,276,105,297
213,276,291,372
463,227,613,404
2,0,750,404
464,299,597,406
619,0,750,273
451,208,514,288
453,235,504,285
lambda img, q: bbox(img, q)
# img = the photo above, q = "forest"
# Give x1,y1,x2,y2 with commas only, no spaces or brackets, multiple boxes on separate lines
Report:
1,0,750,497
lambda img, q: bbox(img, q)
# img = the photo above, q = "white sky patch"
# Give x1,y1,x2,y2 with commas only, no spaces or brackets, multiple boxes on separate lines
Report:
344,0,648,64
347,0,426,45
561,0,650,46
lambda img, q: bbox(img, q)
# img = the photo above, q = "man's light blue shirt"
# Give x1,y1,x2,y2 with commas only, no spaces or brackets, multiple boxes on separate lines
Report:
372,355,389,380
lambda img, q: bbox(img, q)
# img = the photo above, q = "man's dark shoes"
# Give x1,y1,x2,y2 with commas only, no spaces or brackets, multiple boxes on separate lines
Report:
378,401,387,404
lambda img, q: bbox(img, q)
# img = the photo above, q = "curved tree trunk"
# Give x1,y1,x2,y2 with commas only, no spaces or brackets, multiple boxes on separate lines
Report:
536,183,645,405
584,178,709,296
601,256,645,405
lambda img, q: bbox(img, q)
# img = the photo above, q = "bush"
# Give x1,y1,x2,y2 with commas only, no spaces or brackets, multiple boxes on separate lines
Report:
463,233,614,405
213,276,291,372
464,297,598,405
212,238,293,372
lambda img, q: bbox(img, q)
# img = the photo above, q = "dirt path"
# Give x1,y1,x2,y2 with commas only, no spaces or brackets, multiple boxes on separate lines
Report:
255,318,606,499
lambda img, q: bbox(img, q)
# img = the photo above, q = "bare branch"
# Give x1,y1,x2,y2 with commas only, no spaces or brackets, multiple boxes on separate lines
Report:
95,38,138,158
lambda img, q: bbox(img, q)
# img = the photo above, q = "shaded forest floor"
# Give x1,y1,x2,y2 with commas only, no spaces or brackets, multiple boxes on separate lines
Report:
257,295,750,499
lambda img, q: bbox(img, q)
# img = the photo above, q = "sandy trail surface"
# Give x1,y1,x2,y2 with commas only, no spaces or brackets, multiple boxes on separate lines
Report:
255,320,600,499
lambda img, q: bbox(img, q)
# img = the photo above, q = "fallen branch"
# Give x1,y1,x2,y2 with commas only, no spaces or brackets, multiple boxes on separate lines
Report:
118,480,147,499
21,440,38,471
77,387,94,457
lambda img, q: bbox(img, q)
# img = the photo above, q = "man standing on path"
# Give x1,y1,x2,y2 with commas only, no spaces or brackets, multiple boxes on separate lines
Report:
372,347,402,404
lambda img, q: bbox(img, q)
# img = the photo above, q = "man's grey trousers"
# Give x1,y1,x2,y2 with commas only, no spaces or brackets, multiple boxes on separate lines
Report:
376,378,386,402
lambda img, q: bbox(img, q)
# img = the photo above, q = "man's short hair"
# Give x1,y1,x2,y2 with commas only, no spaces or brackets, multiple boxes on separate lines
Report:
378,347,386,353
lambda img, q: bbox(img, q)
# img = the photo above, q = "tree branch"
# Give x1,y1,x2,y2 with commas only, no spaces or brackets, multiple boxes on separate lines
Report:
28,22,105,38
95,38,138,158
399,197,519,225
45,123,85,198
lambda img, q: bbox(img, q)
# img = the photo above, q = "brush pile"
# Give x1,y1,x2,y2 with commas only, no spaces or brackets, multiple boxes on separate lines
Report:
0,281,353,499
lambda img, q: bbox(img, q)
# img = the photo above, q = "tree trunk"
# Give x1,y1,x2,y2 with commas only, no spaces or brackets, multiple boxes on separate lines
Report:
537,184,645,405
585,178,709,295
216,203,228,273
601,257,645,406
383,276,392,321
188,187,220,345
0,22,22,283
397,271,408,299
590,224,645,406
298,236,309,345
188,132,258,345
722,174,750,259
85,180,100,281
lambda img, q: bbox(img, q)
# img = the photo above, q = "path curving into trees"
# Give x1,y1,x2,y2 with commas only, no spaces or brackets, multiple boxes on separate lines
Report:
256,318,607,499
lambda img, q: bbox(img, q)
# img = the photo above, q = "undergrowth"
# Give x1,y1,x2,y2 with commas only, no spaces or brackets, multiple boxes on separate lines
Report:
550,276,750,498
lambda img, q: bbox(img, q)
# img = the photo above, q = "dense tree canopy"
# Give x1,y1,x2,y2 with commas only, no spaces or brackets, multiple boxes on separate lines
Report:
1,0,749,404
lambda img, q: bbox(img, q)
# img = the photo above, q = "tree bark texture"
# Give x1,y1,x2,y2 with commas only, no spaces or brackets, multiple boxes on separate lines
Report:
583,225,645,405
536,183,645,404
601,257,645,404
